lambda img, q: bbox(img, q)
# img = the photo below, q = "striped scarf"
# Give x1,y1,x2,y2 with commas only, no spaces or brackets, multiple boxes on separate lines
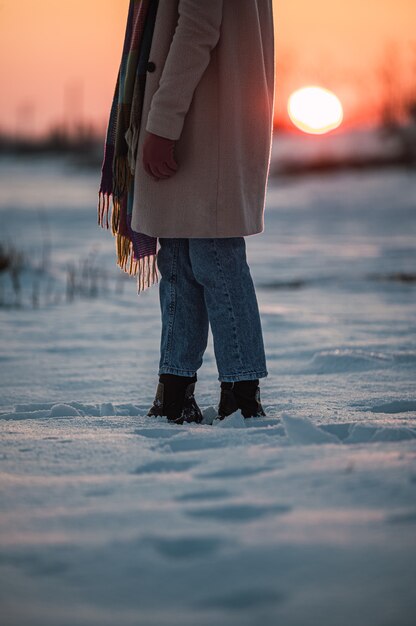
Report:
97,0,159,294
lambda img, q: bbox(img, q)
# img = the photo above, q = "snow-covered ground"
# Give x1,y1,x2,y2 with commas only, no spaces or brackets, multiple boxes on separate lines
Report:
271,124,403,168
0,147,415,625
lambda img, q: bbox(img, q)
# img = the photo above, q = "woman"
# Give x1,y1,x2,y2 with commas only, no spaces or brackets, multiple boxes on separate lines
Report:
101,0,275,424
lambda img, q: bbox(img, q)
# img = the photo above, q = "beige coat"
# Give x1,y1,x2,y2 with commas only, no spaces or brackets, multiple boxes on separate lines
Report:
130,0,275,238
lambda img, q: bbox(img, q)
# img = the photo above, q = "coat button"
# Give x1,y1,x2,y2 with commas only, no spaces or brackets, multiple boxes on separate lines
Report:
147,61,156,72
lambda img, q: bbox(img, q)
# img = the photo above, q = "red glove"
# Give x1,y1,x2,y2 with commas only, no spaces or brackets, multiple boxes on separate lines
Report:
142,131,179,181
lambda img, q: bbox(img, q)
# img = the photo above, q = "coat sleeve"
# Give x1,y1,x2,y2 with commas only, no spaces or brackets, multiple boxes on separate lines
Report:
145,0,224,141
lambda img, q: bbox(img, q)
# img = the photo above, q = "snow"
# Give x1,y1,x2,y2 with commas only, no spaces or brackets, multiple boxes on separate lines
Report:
50,403,81,417
0,137,416,625
271,124,404,170
281,413,342,445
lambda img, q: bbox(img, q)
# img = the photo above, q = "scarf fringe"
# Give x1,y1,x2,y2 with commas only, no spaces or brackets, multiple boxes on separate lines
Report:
97,154,132,234
111,197,121,236
115,233,137,274
116,232,159,292
97,190,159,293
97,189,110,229
136,251,160,293
97,191,121,236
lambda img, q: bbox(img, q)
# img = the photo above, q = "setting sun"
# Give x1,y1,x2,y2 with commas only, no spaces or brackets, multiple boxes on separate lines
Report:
288,86,343,134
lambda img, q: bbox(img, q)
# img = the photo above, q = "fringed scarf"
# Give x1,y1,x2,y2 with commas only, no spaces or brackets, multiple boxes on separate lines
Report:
97,0,160,294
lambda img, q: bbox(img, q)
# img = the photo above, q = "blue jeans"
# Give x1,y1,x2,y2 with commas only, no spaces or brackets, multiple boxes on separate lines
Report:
156,237,268,383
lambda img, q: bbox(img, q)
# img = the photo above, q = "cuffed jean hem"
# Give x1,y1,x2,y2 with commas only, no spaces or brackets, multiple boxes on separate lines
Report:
218,370,268,383
158,366,197,377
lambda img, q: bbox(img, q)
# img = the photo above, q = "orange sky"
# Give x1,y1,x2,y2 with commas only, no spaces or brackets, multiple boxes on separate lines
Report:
0,0,415,137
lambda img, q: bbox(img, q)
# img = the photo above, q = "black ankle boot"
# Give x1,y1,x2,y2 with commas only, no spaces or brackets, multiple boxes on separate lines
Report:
216,379,266,420
147,373,203,424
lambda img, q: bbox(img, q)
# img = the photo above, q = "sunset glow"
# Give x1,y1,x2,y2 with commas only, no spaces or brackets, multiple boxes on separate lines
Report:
288,86,343,134
0,1,414,136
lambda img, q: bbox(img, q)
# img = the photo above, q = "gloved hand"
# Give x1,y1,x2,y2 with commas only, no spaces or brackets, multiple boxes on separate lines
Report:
142,130,179,181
